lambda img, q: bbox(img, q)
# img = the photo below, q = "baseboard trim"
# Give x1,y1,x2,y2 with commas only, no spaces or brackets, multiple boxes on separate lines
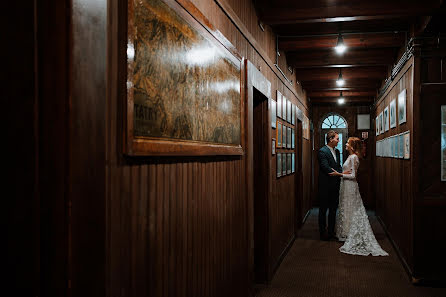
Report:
302,209,311,225
376,215,414,282
270,236,295,282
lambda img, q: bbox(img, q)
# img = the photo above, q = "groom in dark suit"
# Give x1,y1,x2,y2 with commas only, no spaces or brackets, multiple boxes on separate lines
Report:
318,130,343,241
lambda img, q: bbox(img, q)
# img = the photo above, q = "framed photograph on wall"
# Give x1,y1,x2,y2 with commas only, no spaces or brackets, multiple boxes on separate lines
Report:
291,103,295,125
291,128,295,149
282,153,286,176
125,0,243,156
282,95,288,121
277,153,282,178
379,111,384,134
277,122,282,147
277,90,282,119
357,114,370,130
283,124,287,148
272,138,276,155
390,99,397,128
398,89,407,125
442,105,446,181
292,153,295,173
384,106,389,132
375,116,379,136
399,133,404,158
271,99,277,129
394,136,399,158
404,131,410,159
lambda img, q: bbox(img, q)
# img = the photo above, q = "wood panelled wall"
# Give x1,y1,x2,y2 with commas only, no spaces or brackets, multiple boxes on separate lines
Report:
414,44,446,281
39,0,313,297
374,59,414,273
312,106,374,208
374,44,446,282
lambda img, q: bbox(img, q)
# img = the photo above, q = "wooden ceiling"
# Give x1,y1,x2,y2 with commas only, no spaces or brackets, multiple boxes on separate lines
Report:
254,0,444,105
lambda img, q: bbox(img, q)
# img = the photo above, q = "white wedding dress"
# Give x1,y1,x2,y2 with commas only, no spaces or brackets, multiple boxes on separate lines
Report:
335,154,389,256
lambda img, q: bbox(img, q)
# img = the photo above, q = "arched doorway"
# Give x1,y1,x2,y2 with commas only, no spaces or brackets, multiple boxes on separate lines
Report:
320,113,348,164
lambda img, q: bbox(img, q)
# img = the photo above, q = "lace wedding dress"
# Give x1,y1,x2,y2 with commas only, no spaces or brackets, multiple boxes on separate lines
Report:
335,154,388,256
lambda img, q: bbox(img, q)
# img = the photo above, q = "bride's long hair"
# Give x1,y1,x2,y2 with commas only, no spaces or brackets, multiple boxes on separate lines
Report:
347,137,362,158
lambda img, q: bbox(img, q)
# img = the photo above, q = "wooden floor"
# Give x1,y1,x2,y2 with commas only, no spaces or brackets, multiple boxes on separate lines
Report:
256,209,446,297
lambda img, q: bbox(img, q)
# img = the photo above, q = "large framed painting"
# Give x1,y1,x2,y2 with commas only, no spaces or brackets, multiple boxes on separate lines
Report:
442,106,446,181
398,89,407,125
124,0,244,156
390,99,397,128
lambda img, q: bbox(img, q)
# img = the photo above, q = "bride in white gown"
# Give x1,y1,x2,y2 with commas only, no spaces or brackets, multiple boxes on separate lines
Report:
329,137,388,256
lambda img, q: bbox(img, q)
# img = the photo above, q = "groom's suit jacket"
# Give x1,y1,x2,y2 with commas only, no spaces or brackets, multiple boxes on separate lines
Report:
318,145,342,197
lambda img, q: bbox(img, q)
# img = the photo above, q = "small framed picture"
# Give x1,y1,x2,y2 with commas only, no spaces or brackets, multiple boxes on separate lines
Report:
379,111,384,134
277,90,282,119
394,136,399,158
398,89,407,125
390,99,397,128
282,153,286,176
282,124,287,148
272,138,276,155
292,153,295,173
384,106,389,132
271,99,277,129
282,96,287,120
375,116,379,136
291,128,295,149
277,122,282,147
277,153,282,178
291,103,295,125
404,132,410,159
399,133,404,158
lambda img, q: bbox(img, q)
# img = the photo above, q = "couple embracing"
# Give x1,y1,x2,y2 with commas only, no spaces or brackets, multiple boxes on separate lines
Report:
318,130,388,256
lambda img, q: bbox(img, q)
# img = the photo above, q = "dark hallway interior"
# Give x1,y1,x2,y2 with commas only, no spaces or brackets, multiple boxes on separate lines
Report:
7,0,446,296
257,209,446,297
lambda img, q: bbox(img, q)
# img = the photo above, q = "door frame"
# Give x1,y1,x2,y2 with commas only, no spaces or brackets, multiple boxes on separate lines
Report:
246,60,272,286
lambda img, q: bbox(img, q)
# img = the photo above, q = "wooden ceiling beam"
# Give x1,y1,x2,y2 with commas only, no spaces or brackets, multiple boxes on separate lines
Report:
279,32,405,51
308,90,376,97
301,78,382,90
272,19,410,36
259,1,441,25
288,48,397,68
310,96,374,104
294,66,388,81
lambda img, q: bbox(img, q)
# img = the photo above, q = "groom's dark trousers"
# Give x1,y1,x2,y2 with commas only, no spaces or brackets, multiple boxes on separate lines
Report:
317,145,342,237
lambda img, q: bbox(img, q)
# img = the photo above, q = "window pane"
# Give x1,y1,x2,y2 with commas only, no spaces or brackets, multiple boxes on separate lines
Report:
322,123,330,128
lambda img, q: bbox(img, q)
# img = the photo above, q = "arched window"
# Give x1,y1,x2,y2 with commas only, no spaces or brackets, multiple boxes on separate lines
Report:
321,114,348,164
321,114,347,129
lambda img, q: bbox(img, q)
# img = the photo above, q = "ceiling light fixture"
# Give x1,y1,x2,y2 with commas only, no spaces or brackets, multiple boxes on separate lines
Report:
335,34,346,54
338,91,345,104
336,69,345,86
